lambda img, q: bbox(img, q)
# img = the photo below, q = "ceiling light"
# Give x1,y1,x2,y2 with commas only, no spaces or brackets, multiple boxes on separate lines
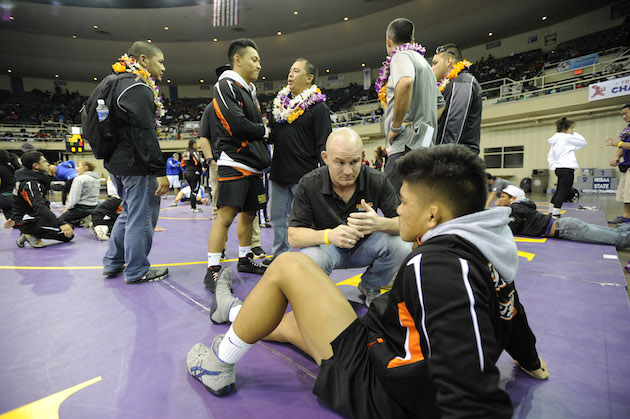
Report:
9,16,14,20
7,69,12,73
542,16,547,21
164,26,169,30
93,25,98,29
200,79,204,83
361,63,365,67
213,38,218,42
147,39,152,43
344,17,349,21
277,31,282,35
488,32,493,36
294,11,298,15
55,74,59,78
72,35,77,39
262,76,266,80
167,79,171,83
326,69,330,73
93,77,98,81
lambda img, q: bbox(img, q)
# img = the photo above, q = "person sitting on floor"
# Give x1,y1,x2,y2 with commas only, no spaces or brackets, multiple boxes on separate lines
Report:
91,195,122,241
187,144,548,418
286,128,411,307
496,184,630,248
169,182,209,207
485,173,515,208
58,161,100,227
4,151,74,247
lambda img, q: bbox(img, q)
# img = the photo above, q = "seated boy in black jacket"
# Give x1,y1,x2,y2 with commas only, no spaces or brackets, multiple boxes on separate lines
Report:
187,145,548,418
497,184,630,248
5,151,74,247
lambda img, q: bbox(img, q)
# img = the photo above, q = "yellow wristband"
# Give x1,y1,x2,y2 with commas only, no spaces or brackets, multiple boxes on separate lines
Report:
618,141,624,148
323,229,331,245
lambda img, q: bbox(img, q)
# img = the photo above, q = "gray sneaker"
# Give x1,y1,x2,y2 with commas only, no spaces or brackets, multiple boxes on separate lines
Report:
187,334,236,396
359,283,382,308
128,267,169,284
209,267,242,324
16,233,44,248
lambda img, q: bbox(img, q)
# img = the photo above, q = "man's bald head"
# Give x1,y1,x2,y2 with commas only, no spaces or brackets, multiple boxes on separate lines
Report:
322,128,364,189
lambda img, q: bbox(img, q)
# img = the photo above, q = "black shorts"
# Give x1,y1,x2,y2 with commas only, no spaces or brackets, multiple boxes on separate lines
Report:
313,319,407,419
217,174,266,213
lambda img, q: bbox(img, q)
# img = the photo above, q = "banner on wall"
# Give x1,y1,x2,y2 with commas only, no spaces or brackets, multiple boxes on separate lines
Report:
588,75,630,102
557,53,599,73
363,68,371,90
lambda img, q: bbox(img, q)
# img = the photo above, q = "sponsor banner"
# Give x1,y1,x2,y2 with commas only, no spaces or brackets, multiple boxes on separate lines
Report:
363,68,372,91
557,53,599,72
588,75,630,102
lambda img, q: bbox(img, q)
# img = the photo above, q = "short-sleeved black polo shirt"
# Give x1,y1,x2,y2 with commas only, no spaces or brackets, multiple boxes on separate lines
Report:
289,165,400,230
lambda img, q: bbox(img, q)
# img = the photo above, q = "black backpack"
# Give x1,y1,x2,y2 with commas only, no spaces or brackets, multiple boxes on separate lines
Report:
80,73,134,160
519,177,532,193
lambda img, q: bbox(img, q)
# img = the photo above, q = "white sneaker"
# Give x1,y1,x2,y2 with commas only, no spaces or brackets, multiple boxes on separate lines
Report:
94,225,109,241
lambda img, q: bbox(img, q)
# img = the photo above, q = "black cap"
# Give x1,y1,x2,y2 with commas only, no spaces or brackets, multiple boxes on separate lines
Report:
215,64,231,78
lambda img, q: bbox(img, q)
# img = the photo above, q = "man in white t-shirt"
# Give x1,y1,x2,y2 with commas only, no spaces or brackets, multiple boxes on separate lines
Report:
383,18,445,193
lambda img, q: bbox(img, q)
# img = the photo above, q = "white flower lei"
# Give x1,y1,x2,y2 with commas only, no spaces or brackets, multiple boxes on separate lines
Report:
272,84,326,124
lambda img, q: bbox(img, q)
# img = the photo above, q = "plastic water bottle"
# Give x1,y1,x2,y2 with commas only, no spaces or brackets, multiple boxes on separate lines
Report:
96,99,109,122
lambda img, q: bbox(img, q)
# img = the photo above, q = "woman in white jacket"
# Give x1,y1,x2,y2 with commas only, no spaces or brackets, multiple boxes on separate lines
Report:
547,117,587,218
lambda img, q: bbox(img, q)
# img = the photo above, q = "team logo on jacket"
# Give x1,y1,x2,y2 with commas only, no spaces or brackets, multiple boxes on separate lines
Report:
489,263,515,320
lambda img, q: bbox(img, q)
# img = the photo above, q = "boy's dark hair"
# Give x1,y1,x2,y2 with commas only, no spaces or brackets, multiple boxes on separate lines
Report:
188,139,197,149
397,145,487,217
556,117,574,132
486,173,494,180
295,58,318,83
386,18,414,45
128,41,162,60
438,43,463,62
623,104,630,110
21,151,44,171
228,38,258,66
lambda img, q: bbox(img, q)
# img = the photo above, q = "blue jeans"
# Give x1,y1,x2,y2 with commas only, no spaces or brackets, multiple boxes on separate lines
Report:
103,175,161,282
556,217,630,249
300,232,412,292
270,181,298,257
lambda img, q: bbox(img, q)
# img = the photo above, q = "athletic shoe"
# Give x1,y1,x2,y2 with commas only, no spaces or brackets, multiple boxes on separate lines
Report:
17,233,44,248
94,225,110,241
209,268,242,324
128,267,169,284
168,202,178,207
190,208,203,213
79,215,92,228
608,216,630,224
204,265,222,293
551,214,561,220
103,264,125,278
359,284,381,308
187,334,235,397
251,246,266,257
237,253,266,275
261,256,275,267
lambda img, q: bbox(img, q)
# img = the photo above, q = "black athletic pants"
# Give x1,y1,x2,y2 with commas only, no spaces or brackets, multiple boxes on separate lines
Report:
17,220,73,242
551,168,574,208
61,178,74,206
0,194,13,219
58,204,96,226
185,173,201,209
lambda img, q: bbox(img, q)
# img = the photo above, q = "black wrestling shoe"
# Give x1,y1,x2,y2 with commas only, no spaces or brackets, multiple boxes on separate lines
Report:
204,265,222,293
237,253,266,275
261,256,275,267
251,246,266,257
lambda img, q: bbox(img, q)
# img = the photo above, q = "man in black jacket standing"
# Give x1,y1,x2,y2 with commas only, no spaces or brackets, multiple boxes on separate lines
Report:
102,41,169,284
204,39,271,292
264,58,332,266
6,151,74,247
432,43,483,154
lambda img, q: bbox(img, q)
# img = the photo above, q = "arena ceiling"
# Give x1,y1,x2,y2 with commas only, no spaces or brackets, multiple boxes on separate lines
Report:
0,0,620,86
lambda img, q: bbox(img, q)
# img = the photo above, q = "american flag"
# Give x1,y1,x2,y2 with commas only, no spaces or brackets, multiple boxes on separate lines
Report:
213,0,239,27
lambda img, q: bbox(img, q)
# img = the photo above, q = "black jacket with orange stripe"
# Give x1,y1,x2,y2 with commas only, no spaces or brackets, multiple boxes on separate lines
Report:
212,71,271,171
361,234,540,417
11,168,65,227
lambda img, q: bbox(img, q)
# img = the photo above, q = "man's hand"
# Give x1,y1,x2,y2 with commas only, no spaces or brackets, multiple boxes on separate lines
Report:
328,224,364,249
3,219,15,229
347,199,380,235
605,137,620,147
60,223,74,238
155,176,169,196
514,356,549,380
610,158,620,167
387,122,411,145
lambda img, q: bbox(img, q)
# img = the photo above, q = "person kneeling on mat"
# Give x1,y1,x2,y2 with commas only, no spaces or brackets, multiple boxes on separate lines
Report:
187,145,548,418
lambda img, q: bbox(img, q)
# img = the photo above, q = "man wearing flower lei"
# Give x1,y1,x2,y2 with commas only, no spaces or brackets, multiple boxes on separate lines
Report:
379,18,444,193
605,104,630,224
265,59,332,266
432,43,483,155
203,38,272,292
102,41,170,284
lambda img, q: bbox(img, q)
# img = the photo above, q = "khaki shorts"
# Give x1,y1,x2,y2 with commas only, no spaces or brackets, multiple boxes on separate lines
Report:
616,170,630,202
